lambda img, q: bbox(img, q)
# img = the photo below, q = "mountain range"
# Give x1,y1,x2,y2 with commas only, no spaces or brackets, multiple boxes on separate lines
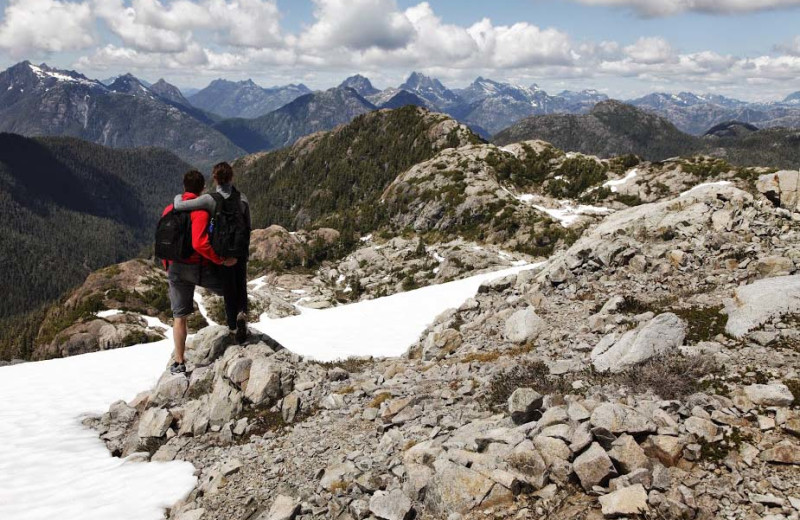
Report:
187,79,312,119
0,62,244,169
3,60,800,169
493,100,800,169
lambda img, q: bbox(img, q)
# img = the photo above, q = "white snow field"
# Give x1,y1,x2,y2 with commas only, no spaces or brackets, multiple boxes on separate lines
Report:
0,333,197,520
253,263,540,362
0,263,539,519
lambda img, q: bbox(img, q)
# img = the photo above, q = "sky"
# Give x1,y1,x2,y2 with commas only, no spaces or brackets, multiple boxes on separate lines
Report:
0,0,799,101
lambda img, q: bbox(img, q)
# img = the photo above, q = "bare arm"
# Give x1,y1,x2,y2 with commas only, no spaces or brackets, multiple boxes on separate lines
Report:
173,193,216,212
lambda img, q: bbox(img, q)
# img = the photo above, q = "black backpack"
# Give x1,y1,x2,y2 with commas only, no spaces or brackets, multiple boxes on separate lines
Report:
154,210,193,261
209,188,250,258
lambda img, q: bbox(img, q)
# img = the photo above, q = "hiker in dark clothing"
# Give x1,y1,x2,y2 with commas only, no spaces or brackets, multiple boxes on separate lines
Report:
161,170,237,374
172,162,252,344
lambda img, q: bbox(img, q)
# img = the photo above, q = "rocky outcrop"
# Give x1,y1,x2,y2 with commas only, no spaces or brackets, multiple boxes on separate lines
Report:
757,170,799,211
725,275,800,338
591,313,686,372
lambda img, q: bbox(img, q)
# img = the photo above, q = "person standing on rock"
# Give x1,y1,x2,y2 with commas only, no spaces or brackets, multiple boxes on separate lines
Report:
158,170,238,374
172,162,252,345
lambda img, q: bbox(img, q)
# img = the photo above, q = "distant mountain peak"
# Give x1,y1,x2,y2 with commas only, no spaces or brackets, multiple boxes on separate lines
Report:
109,73,151,97
400,71,460,108
150,79,190,106
783,91,800,104
339,74,379,97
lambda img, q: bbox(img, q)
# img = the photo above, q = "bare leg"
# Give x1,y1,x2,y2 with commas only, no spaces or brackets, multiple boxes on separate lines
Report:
173,316,188,363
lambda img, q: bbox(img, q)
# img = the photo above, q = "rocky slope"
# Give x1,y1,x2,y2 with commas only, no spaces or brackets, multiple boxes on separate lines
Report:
87,164,800,520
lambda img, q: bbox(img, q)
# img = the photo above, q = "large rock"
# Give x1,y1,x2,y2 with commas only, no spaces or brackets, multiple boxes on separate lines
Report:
757,170,799,211
591,313,686,373
608,434,650,474
760,440,800,464
425,459,495,515
260,495,300,520
369,489,414,520
744,384,795,407
422,328,463,360
505,440,548,489
208,380,243,426
185,326,235,368
599,484,648,516
504,307,546,344
150,373,188,407
508,388,543,425
320,461,357,492
244,358,282,405
138,408,172,438
573,442,616,491
643,435,684,467
725,275,800,338
590,403,657,435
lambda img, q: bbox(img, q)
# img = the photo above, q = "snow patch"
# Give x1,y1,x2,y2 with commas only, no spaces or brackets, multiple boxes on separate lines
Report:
96,309,122,319
248,276,268,292
0,339,196,520
530,202,612,227
679,181,732,197
252,263,541,362
603,168,638,192
359,234,373,242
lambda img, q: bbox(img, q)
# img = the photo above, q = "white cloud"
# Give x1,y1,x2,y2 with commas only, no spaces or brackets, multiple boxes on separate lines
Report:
300,0,414,51
571,0,800,16
624,36,675,64
0,0,792,101
93,0,282,53
0,0,95,56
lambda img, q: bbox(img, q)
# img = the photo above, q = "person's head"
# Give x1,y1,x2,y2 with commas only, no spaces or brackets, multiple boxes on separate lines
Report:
183,170,206,195
212,162,234,186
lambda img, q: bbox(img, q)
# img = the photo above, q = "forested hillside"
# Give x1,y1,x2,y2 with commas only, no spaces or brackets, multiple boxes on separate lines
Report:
0,134,190,358
235,106,481,232
493,100,702,160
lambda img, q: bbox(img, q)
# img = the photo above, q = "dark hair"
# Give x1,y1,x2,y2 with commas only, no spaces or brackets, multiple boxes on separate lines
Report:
212,162,234,185
183,170,206,195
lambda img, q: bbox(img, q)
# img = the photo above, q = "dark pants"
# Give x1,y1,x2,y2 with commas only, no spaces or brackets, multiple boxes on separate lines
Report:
222,258,248,330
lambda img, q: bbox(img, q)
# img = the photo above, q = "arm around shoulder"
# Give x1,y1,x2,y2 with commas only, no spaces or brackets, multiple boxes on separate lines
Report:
173,193,216,212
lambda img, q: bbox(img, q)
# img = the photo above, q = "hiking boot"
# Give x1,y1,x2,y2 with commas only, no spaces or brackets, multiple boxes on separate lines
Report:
235,312,248,344
170,361,186,375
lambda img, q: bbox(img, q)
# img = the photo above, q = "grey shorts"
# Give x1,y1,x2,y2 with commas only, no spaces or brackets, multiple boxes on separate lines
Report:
167,262,225,318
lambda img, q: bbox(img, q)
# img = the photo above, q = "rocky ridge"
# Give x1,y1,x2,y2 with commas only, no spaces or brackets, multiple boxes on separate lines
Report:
88,163,800,519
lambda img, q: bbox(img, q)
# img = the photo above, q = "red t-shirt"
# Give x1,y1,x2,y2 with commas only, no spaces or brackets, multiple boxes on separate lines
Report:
162,192,223,266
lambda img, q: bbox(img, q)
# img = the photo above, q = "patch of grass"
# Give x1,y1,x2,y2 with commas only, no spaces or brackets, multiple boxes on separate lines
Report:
485,360,573,411
242,404,318,440
460,343,534,364
594,354,722,400
672,305,727,343
698,427,752,462
485,353,722,410
368,392,392,409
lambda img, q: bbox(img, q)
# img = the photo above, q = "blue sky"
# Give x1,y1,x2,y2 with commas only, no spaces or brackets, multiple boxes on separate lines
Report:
0,0,798,100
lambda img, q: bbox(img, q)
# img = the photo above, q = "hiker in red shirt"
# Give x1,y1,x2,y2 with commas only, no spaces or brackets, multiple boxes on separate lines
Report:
164,170,237,374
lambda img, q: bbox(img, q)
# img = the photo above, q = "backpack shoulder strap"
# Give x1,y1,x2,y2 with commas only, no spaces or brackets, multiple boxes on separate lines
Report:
209,192,225,213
